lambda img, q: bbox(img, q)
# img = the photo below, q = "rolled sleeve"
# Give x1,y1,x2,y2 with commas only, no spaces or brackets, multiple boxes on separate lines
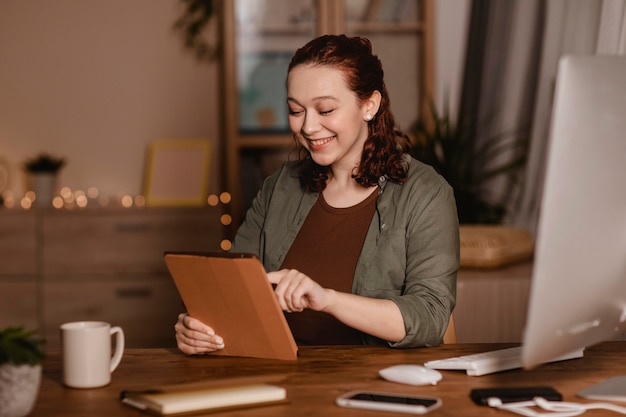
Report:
356,159,460,348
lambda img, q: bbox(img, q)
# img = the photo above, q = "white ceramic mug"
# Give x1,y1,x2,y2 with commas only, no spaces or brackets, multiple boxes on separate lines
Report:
60,321,124,388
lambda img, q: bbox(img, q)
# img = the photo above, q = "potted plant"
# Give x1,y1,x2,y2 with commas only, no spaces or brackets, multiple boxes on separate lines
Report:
23,153,66,207
409,102,535,269
0,326,45,417
409,103,528,224
173,0,219,62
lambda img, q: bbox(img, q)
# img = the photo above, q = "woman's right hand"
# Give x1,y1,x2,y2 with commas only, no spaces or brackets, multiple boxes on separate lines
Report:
174,313,225,355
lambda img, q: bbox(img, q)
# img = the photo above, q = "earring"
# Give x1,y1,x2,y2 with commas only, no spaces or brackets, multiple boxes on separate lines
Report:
365,114,372,121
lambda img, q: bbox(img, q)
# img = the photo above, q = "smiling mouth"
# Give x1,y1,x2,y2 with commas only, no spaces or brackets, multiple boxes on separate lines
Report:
308,136,335,147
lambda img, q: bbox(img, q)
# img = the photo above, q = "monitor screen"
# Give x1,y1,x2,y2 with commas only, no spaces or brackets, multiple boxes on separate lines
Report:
521,54,626,369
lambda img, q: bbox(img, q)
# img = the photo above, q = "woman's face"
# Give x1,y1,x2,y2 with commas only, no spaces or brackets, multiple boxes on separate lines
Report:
287,64,371,171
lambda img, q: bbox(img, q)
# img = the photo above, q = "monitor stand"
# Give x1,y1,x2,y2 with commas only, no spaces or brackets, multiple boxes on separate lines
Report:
577,376,626,402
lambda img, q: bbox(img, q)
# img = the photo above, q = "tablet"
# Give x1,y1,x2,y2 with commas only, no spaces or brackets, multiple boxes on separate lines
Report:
164,251,298,361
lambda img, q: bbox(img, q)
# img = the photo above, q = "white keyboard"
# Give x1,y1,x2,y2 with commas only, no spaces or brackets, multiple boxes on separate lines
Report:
424,346,584,376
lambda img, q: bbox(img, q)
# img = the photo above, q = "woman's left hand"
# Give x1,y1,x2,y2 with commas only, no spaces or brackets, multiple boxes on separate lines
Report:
267,269,335,313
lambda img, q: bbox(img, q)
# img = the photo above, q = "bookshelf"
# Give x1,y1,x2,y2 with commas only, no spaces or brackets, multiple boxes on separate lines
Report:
220,0,434,234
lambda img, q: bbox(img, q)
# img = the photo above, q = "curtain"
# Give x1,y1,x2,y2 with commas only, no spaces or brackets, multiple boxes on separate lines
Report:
597,0,626,54
460,0,626,232
515,0,625,233
457,0,545,225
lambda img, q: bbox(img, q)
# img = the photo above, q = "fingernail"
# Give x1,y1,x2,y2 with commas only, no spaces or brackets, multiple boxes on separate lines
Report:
215,336,223,345
216,343,225,350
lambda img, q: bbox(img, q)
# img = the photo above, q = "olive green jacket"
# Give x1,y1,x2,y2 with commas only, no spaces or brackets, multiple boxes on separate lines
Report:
232,156,459,348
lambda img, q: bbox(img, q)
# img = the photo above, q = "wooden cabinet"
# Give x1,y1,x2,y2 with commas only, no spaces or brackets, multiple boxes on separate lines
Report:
0,210,37,275
0,281,38,331
455,262,533,343
42,277,184,349
221,0,434,229
41,208,220,275
0,211,38,330
0,207,224,349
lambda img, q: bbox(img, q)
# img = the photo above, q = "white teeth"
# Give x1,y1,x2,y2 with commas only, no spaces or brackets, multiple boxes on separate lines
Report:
310,136,334,146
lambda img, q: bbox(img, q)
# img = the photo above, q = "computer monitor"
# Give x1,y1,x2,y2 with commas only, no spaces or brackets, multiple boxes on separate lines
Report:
521,54,626,369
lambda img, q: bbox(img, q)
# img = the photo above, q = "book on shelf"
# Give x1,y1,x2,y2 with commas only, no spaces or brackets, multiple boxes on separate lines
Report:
120,376,288,416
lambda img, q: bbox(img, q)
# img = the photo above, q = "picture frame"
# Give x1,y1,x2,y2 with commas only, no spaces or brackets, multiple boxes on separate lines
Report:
238,51,293,133
143,139,211,207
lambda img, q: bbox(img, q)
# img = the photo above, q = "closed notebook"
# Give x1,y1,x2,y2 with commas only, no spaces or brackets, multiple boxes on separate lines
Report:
164,251,298,361
120,377,288,416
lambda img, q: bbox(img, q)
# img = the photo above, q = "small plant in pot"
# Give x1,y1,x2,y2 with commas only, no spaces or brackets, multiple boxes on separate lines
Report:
0,326,45,417
23,153,66,207
23,153,66,174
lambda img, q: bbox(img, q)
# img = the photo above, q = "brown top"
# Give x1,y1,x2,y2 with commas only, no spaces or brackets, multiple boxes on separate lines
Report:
280,188,378,345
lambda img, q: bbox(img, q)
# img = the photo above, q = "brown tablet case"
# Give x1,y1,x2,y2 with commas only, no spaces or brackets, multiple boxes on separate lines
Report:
164,251,298,361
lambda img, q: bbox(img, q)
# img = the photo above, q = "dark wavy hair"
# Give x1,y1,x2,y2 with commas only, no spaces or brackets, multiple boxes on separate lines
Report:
288,34,410,192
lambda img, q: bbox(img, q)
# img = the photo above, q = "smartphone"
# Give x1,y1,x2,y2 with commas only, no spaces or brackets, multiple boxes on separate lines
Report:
470,386,562,405
336,390,442,414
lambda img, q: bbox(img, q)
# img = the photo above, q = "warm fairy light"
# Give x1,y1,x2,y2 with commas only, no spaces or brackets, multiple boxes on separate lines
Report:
76,194,88,208
220,214,232,225
121,195,134,208
219,192,231,204
63,191,75,204
207,194,219,206
25,191,36,202
20,197,32,209
60,187,72,199
52,196,64,209
2,191,15,208
220,240,232,251
87,187,99,199
8,186,162,210
134,195,146,207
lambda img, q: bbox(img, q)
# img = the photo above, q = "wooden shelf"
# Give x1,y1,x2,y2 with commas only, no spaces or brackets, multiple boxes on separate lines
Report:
238,133,294,148
221,0,434,229
346,22,425,33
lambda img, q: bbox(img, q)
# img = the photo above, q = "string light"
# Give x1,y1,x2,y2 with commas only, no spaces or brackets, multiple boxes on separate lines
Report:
207,194,219,206
4,185,233,251
219,192,231,204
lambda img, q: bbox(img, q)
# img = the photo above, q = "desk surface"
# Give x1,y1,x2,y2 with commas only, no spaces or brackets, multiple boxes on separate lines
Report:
32,343,625,416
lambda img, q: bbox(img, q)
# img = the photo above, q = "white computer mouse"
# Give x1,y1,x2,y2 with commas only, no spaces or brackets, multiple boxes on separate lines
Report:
378,364,443,386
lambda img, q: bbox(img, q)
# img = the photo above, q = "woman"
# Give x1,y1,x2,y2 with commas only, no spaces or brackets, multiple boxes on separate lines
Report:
175,34,459,353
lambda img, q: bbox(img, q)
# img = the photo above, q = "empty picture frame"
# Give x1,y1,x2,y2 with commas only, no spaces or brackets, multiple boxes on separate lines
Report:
143,139,211,206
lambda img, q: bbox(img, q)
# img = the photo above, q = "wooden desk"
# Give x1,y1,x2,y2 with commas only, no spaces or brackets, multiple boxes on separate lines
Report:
31,343,625,416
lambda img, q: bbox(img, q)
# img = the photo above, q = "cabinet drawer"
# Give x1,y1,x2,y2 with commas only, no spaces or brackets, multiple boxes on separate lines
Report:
0,211,37,274
43,277,185,349
41,207,223,274
0,281,38,330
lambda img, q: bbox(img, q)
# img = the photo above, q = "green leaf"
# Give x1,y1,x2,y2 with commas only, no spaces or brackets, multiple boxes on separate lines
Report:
409,101,528,224
0,326,45,365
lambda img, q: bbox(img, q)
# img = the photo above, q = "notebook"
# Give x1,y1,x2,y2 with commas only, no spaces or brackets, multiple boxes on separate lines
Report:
164,251,298,361
121,375,288,415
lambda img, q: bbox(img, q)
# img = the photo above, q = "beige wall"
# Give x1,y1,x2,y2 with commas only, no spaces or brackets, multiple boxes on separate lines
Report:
0,0,221,199
0,1,468,203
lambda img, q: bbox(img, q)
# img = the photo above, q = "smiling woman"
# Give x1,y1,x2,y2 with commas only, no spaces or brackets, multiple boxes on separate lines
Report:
286,64,378,190
175,34,459,353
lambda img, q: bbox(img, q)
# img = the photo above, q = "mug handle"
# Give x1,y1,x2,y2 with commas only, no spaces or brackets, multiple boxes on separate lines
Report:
109,326,125,373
